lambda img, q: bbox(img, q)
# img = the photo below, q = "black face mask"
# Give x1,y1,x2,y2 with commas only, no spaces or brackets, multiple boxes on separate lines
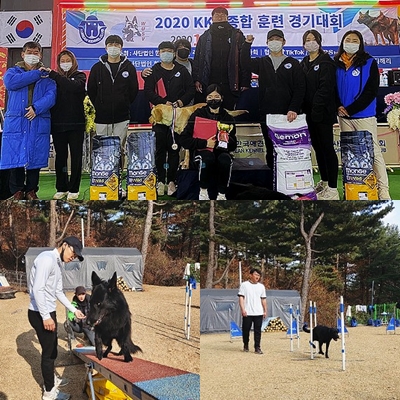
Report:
177,48,190,59
207,99,222,110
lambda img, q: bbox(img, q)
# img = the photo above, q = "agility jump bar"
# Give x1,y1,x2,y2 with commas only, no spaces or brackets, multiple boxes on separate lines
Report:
74,347,200,400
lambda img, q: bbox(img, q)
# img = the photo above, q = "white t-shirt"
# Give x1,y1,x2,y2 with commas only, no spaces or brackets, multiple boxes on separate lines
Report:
238,281,266,316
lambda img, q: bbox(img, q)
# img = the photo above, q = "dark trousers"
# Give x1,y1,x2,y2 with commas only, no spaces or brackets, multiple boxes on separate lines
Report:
69,320,95,346
28,310,58,392
10,167,40,194
52,130,85,193
260,122,274,170
153,124,180,184
306,118,338,188
197,150,232,194
242,315,263,350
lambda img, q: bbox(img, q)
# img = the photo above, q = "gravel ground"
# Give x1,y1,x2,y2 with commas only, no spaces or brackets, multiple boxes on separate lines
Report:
201,325,400,400
0,285,199,400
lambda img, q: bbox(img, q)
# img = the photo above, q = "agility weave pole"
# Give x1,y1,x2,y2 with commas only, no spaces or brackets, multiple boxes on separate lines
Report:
340,296,346,371
184,263,192,340
309,300,315,360
74,347,200,400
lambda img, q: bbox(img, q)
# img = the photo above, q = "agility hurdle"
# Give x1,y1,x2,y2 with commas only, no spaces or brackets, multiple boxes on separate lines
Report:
287,304,300,352
74,347,200,400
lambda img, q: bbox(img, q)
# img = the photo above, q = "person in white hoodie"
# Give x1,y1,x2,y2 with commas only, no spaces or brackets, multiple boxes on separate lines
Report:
238,268,267,354
28,236,85,400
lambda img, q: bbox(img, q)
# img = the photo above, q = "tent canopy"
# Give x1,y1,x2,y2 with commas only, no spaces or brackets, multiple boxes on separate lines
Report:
24,247,143,291
200,288,301,333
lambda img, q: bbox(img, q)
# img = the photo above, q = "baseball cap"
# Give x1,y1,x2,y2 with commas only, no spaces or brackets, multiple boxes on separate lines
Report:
212,7,228,16
105,34,123,46
63,236,84,261
75,286,86,295
158,41,175,51
267,29,285,40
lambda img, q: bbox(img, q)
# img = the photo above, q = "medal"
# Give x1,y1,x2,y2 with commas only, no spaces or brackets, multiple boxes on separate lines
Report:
172,143,178,150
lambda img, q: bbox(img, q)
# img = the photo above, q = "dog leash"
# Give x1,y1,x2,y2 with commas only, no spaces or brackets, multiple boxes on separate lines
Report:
170,106,178,150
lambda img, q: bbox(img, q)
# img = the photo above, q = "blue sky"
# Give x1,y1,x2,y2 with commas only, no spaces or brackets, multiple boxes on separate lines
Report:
382,201,400,227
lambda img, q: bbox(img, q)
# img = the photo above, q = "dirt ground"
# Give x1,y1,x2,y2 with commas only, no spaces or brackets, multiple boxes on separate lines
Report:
201,326,400,400
0,285,199,400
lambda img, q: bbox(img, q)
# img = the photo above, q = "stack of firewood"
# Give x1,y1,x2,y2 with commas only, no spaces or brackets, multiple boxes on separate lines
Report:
264,317,287,332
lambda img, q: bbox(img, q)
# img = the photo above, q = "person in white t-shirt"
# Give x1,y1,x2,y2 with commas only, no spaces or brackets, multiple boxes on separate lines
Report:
238,268,267,354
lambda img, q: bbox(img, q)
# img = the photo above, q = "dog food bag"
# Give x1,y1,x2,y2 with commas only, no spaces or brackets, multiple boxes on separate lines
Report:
267,114,316,199
126,131,157,200
90,136,121,200
340,130,378,200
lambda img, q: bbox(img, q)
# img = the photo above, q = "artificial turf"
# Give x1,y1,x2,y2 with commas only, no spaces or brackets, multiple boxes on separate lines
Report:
36,169,400,201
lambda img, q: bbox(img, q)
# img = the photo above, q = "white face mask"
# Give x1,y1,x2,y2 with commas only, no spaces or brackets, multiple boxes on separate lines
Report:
107,46,121,57
304,41,319,53
60,62,73,72
267,40,283,53
343,42,359,55
160,52,174,63
24,54,40,65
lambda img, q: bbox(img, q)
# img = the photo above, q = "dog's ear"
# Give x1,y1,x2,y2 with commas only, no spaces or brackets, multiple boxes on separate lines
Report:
108,272,117,292
92,271,102,286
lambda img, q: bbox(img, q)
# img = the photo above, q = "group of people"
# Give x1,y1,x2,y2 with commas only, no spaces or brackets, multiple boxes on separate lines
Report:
0,6,391,200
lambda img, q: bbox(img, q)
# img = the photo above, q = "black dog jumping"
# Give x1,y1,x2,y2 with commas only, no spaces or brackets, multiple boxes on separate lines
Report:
87,271,141,362
303,323,339,358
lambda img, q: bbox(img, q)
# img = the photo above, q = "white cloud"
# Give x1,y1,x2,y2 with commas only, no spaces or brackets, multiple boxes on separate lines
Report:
382,201,400,227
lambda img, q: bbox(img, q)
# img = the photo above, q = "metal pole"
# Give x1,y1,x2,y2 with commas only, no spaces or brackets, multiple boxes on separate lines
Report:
81,218,85,248
187,282,192,340
314,301,317,326
289,303,293,352
340,296,346,371
239,260,242,286
184,263,190,334
296,305,300,349
309,300,314,360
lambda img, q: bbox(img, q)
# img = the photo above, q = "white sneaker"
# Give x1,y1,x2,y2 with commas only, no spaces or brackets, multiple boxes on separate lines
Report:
317,186,340,200
199,188,209,200
54,374,69,388
167,181,176,196
157,182,165,196
66,192,79,200
42,386,70,400
314,180,328,194
216,193,227,200
53,192,68,200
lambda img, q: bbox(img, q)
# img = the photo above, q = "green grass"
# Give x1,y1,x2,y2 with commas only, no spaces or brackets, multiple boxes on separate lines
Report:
36,169,400,201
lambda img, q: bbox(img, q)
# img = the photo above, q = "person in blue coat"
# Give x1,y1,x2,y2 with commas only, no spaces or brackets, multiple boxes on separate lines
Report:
0,41,57,200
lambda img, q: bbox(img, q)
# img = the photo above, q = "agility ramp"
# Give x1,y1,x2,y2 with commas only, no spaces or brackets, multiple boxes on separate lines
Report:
74,347,199,400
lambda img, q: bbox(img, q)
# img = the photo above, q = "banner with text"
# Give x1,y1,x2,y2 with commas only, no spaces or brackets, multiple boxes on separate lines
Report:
65,7,400,70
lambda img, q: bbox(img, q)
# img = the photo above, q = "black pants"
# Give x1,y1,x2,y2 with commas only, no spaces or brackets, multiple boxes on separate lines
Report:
52,130,85,193
153,124,180,184
197,150,232,194
242,315,263,350
306,118,338,188
9,167,40,194
260,122,274,171
28,310,58,392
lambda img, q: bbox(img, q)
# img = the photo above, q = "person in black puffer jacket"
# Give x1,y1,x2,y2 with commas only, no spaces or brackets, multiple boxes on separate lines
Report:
300,29,339,200
180,84,237,200
47,50,86,201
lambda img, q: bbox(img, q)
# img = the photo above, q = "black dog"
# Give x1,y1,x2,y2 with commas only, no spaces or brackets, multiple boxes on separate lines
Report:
87,271,141,362
303,324,339,358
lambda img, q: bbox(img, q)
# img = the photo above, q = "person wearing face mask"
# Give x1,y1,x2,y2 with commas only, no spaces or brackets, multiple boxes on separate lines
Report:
193,7,250,110
0,41,57,200
241,29,306,171
180,84,237,200
144,41,195,197
45,50,86,201
300,30,339,200
334,30,390,200
87,34,139,193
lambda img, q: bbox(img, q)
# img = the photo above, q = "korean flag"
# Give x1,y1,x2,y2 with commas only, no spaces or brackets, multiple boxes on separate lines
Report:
0,11,52,48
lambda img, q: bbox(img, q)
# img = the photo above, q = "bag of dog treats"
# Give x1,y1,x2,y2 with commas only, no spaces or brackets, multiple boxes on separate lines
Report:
267,114,316,199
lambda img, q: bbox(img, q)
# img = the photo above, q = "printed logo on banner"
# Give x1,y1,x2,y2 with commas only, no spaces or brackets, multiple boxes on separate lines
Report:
122,16,143,42
78,15,106,44
4,13,46,45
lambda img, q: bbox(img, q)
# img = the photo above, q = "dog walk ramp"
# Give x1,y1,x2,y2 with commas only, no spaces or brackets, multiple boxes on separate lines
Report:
74,347,199,400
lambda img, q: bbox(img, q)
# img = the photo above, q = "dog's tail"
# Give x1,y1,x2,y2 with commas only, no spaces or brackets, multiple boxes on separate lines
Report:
129,342,142,354
303,323,310,333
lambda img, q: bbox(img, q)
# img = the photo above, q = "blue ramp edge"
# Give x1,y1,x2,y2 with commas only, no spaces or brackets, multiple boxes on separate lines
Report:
135,373,200,400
